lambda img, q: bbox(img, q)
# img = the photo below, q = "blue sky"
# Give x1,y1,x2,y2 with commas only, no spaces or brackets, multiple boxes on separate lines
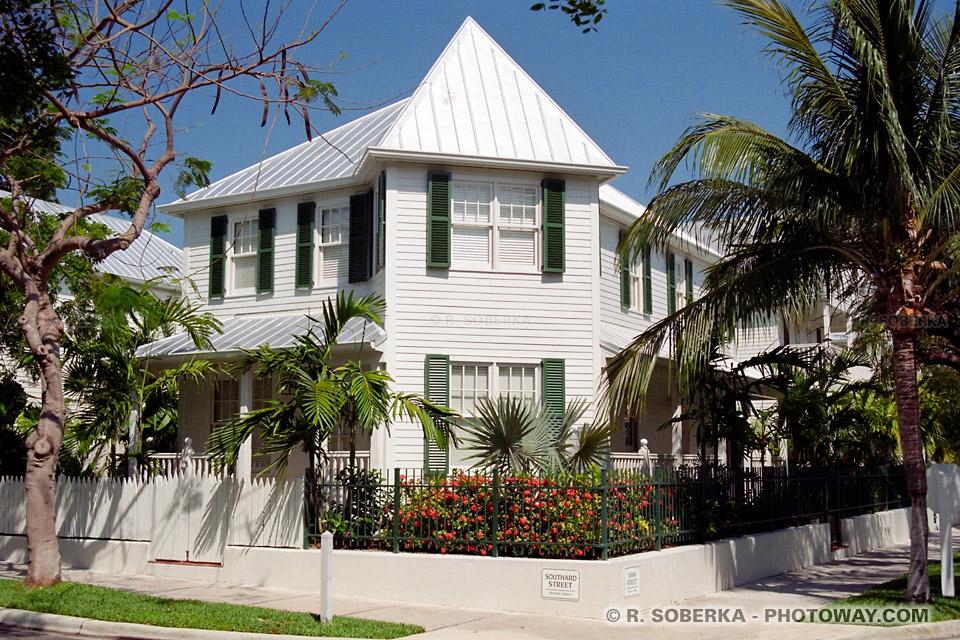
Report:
152,1,802,246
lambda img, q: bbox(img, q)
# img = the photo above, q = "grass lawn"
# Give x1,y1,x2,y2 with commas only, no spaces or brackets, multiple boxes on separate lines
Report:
815,551,960,626
0,579,423,638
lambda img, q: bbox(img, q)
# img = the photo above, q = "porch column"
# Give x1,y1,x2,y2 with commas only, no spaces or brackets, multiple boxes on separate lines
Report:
822,301,832,343
671,404,683,460
237,371,253,481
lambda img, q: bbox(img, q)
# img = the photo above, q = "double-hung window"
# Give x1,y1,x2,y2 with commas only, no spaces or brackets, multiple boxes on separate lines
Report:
450,180,540,269
319,205,349,281
231,220,258,293
451,182,493,265
211,378,240,433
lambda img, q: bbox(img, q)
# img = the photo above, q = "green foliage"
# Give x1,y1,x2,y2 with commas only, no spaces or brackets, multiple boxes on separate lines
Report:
920,366,960,463
0,579,423,638
206,292,454,478
766,349,898,466
459,396,611,474
531,0,606,32
172,157,212,199
64,282,222,474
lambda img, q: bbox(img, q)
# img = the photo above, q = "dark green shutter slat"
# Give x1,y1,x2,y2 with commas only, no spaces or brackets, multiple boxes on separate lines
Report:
349,191,373,283
377,171,386,271
295,202,315,288
542,179,565,273
619,230,630,308
685,259,694,304
642,245,653,314
208,215,227,299
667,252,676,315
427,171,451,268
256,208,275,294
423,354,450,474
542,358,565,439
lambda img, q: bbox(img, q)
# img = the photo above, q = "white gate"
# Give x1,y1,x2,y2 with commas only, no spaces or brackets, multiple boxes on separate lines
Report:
150,475,240,564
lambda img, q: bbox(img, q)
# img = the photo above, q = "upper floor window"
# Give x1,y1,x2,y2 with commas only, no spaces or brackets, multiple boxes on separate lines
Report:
451,180,539,270
232,220,258,293
319,205,349,281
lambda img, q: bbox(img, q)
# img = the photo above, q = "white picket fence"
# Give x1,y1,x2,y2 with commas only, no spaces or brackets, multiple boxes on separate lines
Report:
0,474,304,556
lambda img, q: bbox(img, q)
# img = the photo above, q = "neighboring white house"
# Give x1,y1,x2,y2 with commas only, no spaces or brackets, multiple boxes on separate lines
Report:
143,17,721,478
0,190,183,402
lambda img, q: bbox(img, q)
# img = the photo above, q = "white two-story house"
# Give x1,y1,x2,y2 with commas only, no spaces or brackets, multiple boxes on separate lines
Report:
142,17,719,478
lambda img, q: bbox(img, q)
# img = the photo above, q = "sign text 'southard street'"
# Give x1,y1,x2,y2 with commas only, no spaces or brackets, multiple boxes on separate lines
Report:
541,569,580,601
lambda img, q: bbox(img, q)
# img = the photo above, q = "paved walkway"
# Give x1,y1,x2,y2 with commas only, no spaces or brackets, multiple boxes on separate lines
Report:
0,537,957,640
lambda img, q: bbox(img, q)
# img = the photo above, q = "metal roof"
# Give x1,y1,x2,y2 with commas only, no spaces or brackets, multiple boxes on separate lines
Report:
600,323,639,354
376,17,617,168
1,190,183,287
599,184,722,259
173,100,408,205
163,17,621,211
135,314,387,359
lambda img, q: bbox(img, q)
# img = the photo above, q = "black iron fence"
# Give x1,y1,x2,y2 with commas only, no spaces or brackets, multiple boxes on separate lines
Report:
304,465,907,559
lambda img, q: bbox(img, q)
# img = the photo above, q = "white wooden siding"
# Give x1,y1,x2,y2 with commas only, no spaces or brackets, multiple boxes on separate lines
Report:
386,165,599,468
599,217,707,353
182,187,384,316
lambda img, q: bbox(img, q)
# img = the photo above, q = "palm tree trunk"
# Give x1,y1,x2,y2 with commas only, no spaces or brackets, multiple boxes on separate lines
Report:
891,332,930,603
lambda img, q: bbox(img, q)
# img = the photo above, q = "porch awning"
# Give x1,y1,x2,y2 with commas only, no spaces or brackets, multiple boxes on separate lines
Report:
135,314,387,360
600,323,639,355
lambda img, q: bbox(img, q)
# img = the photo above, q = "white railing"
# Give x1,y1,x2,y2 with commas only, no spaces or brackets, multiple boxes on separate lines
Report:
318,451,371,485
610,452,782,471
147,452,217,477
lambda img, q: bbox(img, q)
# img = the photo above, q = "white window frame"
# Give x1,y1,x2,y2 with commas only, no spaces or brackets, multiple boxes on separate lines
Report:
450,361,540,417
317,203,350,284
229,216,258,295
450,177,541,271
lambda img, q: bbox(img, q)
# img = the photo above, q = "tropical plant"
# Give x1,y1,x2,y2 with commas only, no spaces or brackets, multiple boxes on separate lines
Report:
205,292,454,479
0,0,351,586
610,0,960,601
64,281,222,476
459,395,614,474
767,349,897,466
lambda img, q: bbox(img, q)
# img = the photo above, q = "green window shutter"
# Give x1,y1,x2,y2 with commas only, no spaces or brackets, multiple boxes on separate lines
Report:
685,259,694,305
427,171,451,268
619,230,631,308
208,215,227,299
541,358,565,439
667,252,676,315
349,191,373,283
542,179,565,273
377,171,386,272
642,245,653,314
295,202,315,289
423,354,450,474
256,208,275,294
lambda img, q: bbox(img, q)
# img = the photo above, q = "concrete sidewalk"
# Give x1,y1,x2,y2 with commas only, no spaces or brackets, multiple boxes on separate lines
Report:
0,538,957,640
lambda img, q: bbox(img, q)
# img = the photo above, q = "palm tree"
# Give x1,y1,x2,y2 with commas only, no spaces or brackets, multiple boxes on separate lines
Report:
458,396,614,474
64,281,222,475
205,292,453,479
610,0,960,601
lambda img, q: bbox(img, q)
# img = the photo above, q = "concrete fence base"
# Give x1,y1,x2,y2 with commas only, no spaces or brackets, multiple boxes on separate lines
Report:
0,507,915,619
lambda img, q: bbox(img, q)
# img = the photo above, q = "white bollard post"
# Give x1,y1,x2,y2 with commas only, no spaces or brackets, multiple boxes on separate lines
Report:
942,510,955,597
320,530,334,623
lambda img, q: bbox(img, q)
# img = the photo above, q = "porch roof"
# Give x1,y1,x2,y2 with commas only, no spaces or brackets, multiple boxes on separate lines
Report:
135,314,386,360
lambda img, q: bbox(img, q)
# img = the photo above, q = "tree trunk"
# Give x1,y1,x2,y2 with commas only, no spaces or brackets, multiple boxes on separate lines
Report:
890,331,931,603
22,291,66,587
